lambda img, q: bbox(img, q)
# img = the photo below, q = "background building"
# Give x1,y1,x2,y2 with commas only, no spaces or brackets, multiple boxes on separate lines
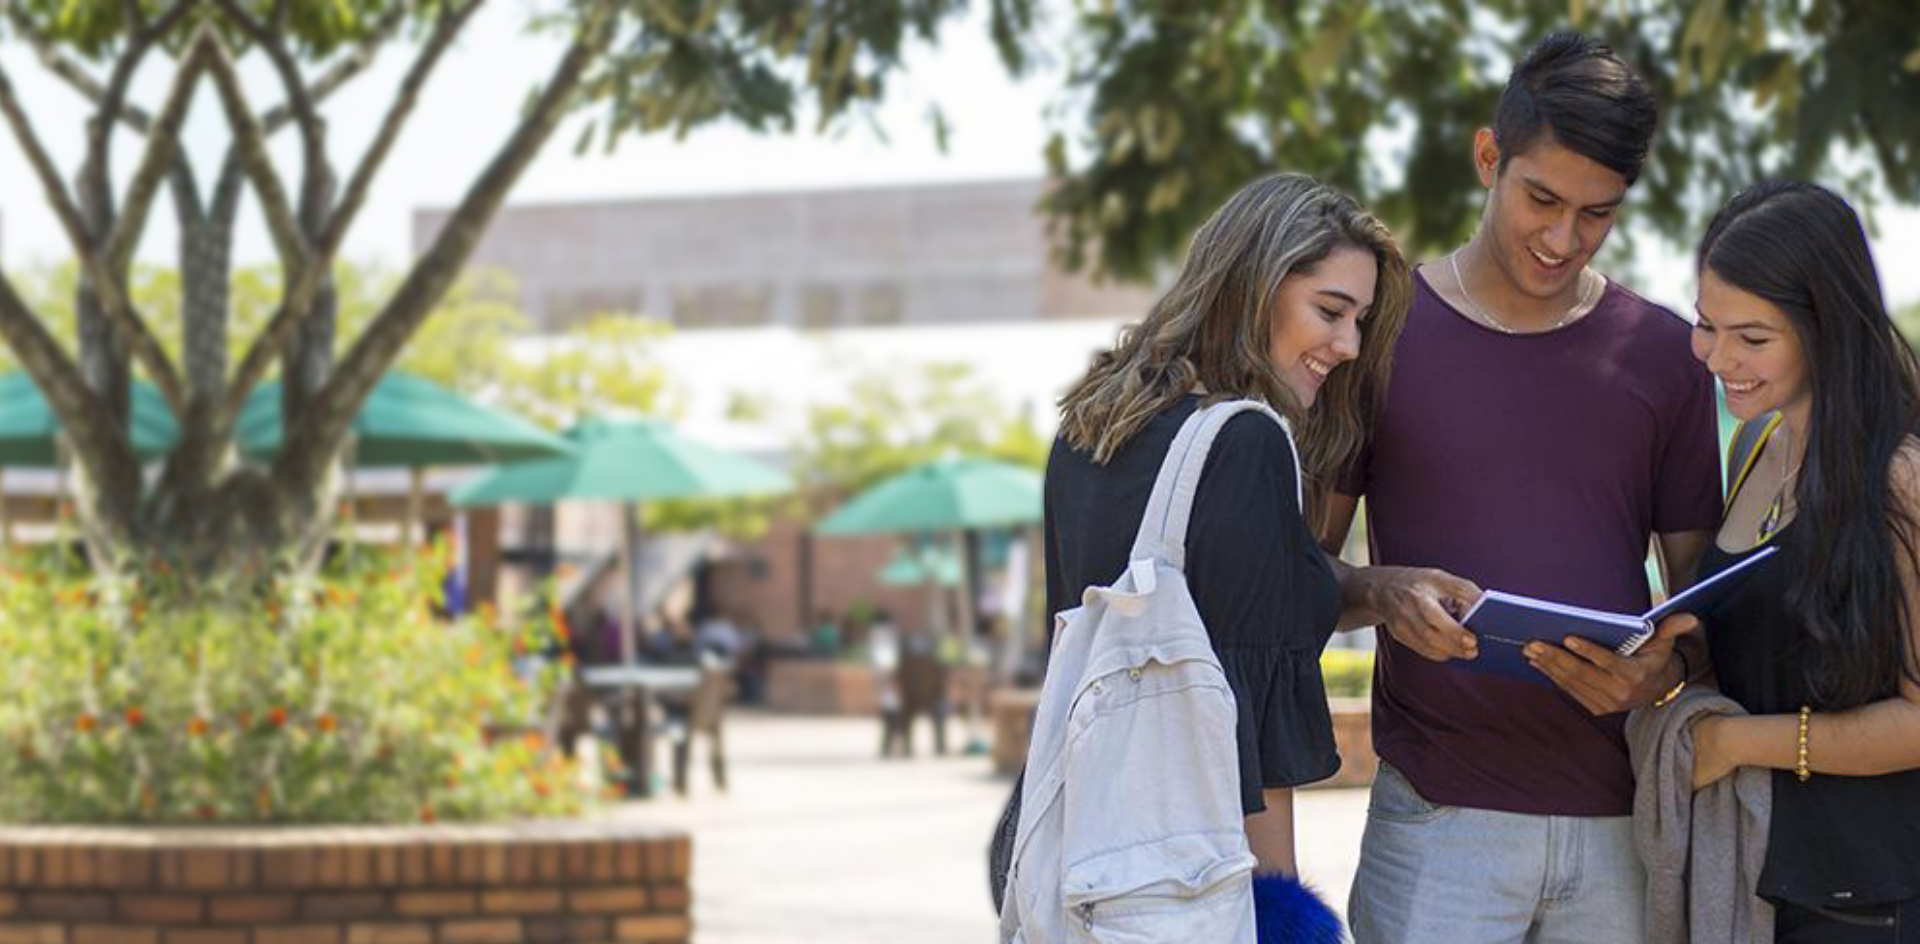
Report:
417,181,1159,655
413,179,1155,331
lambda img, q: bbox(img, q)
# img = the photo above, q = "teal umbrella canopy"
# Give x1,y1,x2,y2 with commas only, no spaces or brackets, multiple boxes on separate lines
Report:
238,372,571,468
449,418,793,506
879,544,963,587
0,372,179,466
815,457,1042,536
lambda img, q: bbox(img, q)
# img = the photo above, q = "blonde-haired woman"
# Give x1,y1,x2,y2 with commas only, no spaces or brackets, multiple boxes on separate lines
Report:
991,173,1410,942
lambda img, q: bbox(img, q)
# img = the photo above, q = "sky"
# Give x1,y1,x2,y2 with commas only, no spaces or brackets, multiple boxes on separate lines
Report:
0,1,1915,315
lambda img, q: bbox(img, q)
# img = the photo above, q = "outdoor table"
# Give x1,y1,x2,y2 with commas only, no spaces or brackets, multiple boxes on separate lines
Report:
581,664,702,798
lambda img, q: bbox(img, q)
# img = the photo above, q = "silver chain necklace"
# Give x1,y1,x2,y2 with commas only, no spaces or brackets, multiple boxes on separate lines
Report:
1449,249,1598,334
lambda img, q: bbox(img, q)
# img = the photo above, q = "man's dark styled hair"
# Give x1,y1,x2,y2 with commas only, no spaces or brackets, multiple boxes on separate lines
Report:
1493,32,1658,184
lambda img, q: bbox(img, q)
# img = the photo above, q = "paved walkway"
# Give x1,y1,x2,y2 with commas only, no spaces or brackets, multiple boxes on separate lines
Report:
607,712,1369,943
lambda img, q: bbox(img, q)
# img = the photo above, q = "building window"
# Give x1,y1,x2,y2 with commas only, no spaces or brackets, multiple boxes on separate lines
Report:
734,284,772,327
545,286,643,331
800,285,839,329
671,284,773,328
671,285,711,328
860,284,903,326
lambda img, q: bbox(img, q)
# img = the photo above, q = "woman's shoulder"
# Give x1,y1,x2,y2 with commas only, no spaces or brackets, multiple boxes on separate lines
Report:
1210,407,1300,463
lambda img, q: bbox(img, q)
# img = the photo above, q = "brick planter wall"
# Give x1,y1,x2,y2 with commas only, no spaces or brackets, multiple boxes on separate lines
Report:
765,660,881,715
0,822,691,944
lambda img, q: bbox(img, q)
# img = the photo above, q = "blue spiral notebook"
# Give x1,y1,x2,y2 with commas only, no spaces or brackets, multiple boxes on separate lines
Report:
1458,546,1778,683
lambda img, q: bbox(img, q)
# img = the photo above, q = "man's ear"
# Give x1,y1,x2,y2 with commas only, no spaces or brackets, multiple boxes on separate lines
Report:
1473,128,1500,188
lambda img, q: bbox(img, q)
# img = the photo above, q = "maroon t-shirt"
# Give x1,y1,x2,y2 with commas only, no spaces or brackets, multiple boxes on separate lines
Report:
1342,270,1721,816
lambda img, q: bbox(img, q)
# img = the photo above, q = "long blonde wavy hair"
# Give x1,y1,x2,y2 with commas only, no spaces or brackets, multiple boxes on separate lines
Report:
1059,174,1410,507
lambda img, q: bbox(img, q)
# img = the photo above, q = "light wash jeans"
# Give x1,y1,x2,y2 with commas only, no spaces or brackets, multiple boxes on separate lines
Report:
1348,762,1644,944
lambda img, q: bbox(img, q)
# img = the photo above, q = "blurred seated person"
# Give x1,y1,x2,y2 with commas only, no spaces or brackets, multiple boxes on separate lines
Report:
894,629,950,757
645,605,698,665
809,608,843,657
870,610,906,756
694,609,745,660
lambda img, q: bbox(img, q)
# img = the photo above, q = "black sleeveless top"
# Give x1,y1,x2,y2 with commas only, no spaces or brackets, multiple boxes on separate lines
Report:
1701,528,1920,908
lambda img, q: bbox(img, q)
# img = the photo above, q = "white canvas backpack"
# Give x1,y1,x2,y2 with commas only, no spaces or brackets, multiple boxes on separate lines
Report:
999,400,1297,944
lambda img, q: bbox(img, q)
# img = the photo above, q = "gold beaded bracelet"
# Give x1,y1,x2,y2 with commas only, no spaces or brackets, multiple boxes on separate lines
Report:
1795,705,1812,782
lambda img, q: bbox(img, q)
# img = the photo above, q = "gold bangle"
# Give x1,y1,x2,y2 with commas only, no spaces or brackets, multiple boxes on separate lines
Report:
1651,653,1689,708
1795,705,1812,782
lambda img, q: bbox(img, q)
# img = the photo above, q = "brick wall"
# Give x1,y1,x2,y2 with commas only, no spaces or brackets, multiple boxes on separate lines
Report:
706,516,945,642
0,823,691,944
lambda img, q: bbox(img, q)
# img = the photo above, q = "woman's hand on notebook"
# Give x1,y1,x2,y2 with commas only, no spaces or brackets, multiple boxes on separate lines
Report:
1524,613,1699,716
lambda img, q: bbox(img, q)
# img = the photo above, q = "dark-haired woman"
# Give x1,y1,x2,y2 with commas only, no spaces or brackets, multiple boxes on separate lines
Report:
1686,180,1920,941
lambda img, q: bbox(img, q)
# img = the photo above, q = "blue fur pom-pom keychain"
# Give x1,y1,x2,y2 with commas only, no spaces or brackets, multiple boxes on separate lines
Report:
1252,873,1344,944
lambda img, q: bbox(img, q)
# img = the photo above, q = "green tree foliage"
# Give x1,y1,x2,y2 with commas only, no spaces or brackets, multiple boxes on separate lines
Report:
790,361,1048,514
1044,0,1920,279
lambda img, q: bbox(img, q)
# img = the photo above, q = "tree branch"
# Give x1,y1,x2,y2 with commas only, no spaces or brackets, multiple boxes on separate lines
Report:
0,272,141,542
0,64,111,274
273,3,618,498
217,0,328,217
227,0,483,419
83,0,197,232
202,31,310,277
323,0,482,253
0,56,185,417
261,3,413,136
169,160,207,231
211,150,246,227
105,36,213,273
10,7,215,227
3,7,157,132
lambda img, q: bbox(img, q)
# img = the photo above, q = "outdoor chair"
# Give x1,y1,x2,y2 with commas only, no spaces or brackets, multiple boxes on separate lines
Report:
664,657,733,795
885,650,949,758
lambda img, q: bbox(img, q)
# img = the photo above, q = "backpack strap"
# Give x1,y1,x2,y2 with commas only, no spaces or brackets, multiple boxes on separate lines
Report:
1128,399,1301,572
1726,412,1782,502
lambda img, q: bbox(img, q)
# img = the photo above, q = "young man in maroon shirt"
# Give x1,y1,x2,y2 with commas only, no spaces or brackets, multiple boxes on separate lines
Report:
1321,33,1722,944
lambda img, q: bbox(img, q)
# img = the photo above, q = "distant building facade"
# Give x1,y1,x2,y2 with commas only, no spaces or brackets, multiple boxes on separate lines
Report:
422,181,1161,656
413,179,1156,331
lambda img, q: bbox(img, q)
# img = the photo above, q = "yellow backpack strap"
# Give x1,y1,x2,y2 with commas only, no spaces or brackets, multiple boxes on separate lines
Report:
1726,412,1783,502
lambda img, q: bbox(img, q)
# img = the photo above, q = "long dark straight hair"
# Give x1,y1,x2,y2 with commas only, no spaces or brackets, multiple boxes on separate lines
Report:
1699,180,1920,708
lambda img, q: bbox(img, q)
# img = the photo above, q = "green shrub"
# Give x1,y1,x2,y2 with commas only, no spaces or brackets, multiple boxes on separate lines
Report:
1319,648,1375,699
0,545,595,824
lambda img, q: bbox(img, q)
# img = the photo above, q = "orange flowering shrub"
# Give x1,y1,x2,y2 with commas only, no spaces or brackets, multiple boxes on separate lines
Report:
0,543,586,823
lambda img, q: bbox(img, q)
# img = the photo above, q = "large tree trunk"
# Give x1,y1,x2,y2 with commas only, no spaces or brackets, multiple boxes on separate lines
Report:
284,278,337,424
137,180,307,579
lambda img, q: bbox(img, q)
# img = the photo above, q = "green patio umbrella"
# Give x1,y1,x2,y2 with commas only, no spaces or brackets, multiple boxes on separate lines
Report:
814,457,1042,536
816,456,1040,756
450,418,793,663
0,371,180,466
879,543,963,587
0,372,180,552
237,372,572,543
